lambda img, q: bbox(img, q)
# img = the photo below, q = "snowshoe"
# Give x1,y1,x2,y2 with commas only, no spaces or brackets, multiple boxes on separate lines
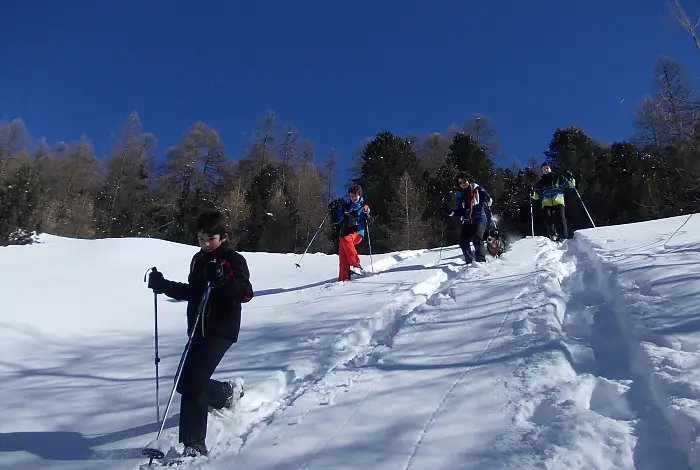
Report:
139,444,208,469
350,265,366,276
347,265,369,280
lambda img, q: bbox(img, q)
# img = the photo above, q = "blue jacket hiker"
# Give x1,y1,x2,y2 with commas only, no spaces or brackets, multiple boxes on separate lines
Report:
329,184,371,281
530,162,575,241
443,171,493,264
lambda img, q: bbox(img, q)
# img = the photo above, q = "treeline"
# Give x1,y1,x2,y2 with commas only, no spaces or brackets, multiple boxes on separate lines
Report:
1,56,699,254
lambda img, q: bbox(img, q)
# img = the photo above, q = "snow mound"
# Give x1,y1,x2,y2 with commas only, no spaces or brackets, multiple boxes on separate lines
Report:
574,214,700,470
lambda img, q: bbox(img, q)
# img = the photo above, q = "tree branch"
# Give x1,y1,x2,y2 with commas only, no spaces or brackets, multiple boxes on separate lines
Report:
670,0,700,53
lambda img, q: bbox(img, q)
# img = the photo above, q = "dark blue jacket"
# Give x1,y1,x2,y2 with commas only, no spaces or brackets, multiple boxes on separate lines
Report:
333,196,371,237
453,183,492,224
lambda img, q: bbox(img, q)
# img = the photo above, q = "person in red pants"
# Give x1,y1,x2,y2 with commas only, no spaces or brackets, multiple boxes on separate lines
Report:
330,184,371,281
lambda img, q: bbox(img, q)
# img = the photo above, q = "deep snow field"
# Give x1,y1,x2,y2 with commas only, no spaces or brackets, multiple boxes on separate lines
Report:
2,213,700,470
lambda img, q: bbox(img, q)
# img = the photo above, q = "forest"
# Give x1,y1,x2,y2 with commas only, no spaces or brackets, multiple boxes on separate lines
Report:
1,55,699,255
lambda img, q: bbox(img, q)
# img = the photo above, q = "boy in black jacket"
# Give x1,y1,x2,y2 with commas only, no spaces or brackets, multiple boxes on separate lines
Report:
147,211,254,457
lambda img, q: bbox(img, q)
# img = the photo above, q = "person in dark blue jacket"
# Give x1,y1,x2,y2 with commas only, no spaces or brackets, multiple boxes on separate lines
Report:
442,171,493,264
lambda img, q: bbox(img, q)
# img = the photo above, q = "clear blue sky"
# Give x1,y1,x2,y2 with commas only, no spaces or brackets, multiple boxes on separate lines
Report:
1,0,698,192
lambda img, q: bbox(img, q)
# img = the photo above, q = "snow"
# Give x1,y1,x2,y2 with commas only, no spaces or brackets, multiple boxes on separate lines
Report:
1,214,700,469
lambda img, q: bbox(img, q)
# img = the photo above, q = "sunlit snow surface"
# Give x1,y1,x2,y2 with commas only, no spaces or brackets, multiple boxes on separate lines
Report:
2,214,700,470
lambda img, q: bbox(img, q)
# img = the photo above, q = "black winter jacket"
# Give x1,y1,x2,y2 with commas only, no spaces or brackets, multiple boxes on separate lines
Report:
159,241,253,342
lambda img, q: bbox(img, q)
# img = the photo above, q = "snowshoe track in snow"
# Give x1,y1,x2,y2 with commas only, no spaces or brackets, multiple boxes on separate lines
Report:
561,237,692,469
236,254,504,470
400,240,552,470
232,265,465,452
478,236,689,470
136,249,467,468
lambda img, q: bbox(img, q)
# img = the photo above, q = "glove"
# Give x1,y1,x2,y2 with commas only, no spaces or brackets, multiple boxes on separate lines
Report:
148,269,166,294
485,197,493,207
565,171,573,180
362,204,370,214
441,202,454,216
204,260,225,284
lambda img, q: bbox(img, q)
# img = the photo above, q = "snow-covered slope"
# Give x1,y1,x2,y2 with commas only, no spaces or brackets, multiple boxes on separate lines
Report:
1,214,699,470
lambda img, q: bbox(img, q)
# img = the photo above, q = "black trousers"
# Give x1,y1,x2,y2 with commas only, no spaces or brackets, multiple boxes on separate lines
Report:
176,336,234,449
460,218,487,263
542,204,568,240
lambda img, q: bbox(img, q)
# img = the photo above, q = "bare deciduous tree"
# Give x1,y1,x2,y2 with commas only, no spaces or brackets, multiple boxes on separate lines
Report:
97,112,156,237
234,111,280,191
415,132,449,173
321,148,338,202
464,114,502,164
0,119,30,184
219,177,251,248
634,96,667,151
44,139,101,237
157,122,228,240
634,58,698,146
248,110,278,172
388,170,430,251
279,124,301,166
669,0,700,53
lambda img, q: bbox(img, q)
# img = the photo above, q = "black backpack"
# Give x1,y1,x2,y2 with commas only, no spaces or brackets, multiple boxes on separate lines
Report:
328,198,344,224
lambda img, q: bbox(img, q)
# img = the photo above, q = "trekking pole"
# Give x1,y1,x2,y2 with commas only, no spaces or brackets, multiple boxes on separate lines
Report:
143,267,161,424
438,194,451,262
527,186,535,237
141,282,213,464
366,223,375,273
572,187,596,228
438,212,445,263
295,211,329,268
664,213,693,249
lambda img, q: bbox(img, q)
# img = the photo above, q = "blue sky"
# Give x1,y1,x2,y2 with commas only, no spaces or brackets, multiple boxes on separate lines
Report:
1,0,698,192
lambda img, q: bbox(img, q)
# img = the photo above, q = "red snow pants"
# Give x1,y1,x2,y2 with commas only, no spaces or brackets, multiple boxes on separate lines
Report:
338,232,363,281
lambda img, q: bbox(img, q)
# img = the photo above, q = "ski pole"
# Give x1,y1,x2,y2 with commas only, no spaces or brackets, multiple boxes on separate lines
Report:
141,282,213,464
438,212,445,263
143,267,161,425
438,194,452,262
529,199,534,237
295,211,329,267
664,213,693,249
366,223,374,273
152,293,160,424
572,187,596,228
